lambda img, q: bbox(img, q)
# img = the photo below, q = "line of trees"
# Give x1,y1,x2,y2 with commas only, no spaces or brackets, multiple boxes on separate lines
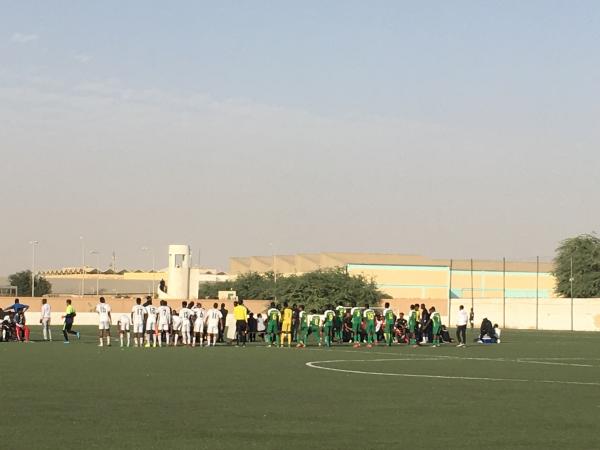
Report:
198,267,390,311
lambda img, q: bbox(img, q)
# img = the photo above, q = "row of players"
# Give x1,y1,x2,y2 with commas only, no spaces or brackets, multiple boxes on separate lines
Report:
95,297,223,347
262,301,442,348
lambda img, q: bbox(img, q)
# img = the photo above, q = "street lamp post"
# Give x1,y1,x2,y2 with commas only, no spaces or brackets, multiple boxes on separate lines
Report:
90,250,100,295
80,236,85,296
141,247,155,297
269,243,277,302
29,240,39,297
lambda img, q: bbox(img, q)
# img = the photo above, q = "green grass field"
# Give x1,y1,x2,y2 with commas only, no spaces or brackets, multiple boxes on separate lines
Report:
4,327,600,449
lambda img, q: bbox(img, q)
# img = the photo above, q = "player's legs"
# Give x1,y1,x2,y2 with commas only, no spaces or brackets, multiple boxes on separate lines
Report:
352,323,361,347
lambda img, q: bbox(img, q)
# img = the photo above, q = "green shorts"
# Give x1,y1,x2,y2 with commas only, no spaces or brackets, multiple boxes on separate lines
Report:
266,320,278,334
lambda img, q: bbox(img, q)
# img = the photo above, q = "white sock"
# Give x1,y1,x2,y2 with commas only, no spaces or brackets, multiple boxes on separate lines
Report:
192,336,196,346
174,335,179,346
99,337,103,346
166,333,170,346
120,335,124,346
106,336,111,345
127,333,131,347
48,329,52,341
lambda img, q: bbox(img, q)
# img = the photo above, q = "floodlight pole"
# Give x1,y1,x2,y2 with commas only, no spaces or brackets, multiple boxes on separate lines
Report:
90,250,100,295
29,240,38,297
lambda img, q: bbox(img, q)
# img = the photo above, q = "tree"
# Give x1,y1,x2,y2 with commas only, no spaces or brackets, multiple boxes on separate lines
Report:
553,234,600,298
198,267,390,311
8,270,52,297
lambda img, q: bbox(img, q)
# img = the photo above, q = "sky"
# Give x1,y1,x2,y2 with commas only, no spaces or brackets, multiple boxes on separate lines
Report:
1,1,600,275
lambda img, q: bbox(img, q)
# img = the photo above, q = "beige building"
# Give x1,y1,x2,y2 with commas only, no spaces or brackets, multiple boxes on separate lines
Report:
230,252,556,300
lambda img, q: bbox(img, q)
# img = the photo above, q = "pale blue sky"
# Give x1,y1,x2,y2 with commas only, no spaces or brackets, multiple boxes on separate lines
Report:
1,1,599,274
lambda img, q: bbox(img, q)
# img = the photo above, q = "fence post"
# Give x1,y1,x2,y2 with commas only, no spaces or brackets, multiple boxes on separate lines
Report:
470,258,474,312
502,257,506,329
448,259,453,326
536,256,539,330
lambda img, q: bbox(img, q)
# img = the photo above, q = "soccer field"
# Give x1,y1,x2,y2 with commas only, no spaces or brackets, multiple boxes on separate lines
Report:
4,328,600,449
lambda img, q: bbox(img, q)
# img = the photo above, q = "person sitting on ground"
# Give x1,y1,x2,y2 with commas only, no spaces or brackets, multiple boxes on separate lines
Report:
478,317,496,342
440,325,453,343
14,309,31,342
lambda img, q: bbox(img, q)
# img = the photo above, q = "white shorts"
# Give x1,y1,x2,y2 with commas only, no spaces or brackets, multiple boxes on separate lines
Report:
181,322,191,332
120,323,130,332
194,320,204,333
158,322,169,331
146,320,156,332
42,318,51,325
207,322,219,335
99,320,110,330
172,323,182,332
133,321,144,333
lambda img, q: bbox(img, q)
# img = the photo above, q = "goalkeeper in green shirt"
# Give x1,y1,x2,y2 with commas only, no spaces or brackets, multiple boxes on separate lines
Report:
334,302,345,343
265,302,281,347
382,302,395,346
323,306,335,347
350,304,363,348
363,304,376,348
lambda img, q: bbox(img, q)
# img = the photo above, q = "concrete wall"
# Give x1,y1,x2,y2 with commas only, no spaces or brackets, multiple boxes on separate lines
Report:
4,296,599,332
448,298,600,332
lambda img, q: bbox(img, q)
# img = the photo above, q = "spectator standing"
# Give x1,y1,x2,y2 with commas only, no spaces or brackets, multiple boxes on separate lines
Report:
247,313,257,342
256,313,266,341
40,298,52,341
456,305,468,347
219,303,228,343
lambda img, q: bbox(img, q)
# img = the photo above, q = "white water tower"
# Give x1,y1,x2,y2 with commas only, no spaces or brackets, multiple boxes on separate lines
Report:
167,244,191,299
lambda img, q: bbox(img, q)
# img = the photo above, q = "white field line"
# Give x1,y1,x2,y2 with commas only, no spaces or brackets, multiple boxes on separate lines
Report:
305,359,600,386
304,348,598,367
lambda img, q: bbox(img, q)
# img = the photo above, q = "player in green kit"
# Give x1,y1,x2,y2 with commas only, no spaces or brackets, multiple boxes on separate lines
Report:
350,304,363,348
296,305,309,348
323,306,335,347
408,304,418,347
308,310,323,346
382,302,395,346
334,302,346,343
363,304,376,348
265,302,281,347
424,306,442,347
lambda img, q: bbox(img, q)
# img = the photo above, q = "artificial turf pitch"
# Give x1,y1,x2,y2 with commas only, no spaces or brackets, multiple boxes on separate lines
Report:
3,328,600,449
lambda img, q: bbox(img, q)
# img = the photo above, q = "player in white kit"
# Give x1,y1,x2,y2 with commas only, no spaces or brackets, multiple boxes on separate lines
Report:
95,297,112,347
145,300,158,348
118,313,131,347
171,310,182,346
192,302,206,347
131,297,146,347
157,300,172,347
40,298,52,341
179,301,192,346
205,302,223,347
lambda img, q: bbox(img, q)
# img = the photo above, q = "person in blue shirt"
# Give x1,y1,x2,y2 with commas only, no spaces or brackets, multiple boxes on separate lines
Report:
4,299,29,313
